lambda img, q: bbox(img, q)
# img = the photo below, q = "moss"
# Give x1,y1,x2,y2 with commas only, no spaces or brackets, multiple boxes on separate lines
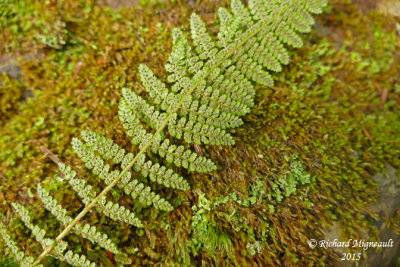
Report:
0,74,24,126
0,0,399,266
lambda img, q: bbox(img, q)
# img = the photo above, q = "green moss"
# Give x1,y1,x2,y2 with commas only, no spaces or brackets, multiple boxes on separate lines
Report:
0,74,23,126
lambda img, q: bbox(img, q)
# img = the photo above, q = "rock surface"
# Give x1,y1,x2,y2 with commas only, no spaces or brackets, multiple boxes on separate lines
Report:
0,54,21,80
323,163,400,266
377,0,400,17
363,163,400,266
353,0,400,16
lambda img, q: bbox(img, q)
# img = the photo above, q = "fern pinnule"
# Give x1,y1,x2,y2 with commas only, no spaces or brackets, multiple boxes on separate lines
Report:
37,184,72,225
169,28,253,117
98,196,144,226
36,184,120,254
11,203,95,267
122,86,235,145
0,224,38,267
231,0,252,27
57,163,96,205
81,130,190,190
61,250,95,267
57,162,144,226
141,63,249,120
71,138,174,211
118,96,217,171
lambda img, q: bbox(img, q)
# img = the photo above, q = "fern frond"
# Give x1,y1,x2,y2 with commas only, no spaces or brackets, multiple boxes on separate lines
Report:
37,184,120,254
0,224,38,267
56,163,95,205
170,25,254,112
11,203,50,246
121,87,235,145
57,162,144,225
119,0,330,172
11,203,96,267
81,130,190,191
142,63,249,121
71,138,174,211
168,28,254,111
119,97,217,172
15,1,328,264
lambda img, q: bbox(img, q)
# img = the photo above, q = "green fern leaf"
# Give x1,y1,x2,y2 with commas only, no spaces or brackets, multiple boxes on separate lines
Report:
0,224,38,267
57,162,144,226
37,184,120,254
11,203,95,267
